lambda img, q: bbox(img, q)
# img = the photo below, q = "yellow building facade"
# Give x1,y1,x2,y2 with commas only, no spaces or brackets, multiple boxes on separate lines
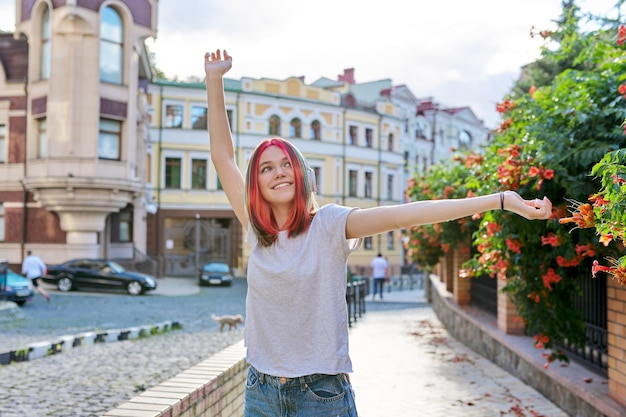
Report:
147,75,406,276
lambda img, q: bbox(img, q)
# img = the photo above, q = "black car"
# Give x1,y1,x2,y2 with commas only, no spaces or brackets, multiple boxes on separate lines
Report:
0,268,34,306
42,259,157,296
198,262,233,287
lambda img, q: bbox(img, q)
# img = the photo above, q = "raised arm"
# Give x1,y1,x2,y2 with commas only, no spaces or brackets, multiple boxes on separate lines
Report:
345,191,552,239
205,49,247,230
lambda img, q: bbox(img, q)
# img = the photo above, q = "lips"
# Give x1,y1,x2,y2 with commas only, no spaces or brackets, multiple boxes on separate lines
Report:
272,182,292,189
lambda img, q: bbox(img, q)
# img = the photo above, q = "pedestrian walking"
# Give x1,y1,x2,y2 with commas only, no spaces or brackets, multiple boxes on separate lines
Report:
370,253,389,300
21,250,50,302
204,48,553,417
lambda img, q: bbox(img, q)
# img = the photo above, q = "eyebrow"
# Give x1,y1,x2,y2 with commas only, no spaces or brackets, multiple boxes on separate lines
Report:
259,156,289,168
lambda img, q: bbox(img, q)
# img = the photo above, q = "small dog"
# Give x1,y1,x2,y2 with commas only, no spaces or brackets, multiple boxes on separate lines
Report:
211,314,244,332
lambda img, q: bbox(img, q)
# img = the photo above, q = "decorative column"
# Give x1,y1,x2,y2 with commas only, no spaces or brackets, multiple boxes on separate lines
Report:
497,277,525,334
452,245,471,305
444,251,454,293
607,278,626,408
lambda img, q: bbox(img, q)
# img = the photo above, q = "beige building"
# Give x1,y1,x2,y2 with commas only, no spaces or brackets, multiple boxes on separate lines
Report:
0,0,156,270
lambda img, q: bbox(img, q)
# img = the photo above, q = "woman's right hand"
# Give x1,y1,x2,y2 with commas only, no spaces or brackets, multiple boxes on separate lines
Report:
204,49,232,77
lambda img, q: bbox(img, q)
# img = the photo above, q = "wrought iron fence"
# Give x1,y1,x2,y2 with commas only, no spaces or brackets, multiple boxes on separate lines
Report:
561,270,608,374
346,280,368,327
470,273,498,315
469,267,608,373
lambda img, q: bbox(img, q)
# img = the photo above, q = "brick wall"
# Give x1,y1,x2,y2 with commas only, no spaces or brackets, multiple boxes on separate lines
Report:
102,340,247,417
607,278,626,408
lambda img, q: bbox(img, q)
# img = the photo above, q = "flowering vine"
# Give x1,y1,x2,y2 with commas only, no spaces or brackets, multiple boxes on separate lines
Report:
405,13,626,369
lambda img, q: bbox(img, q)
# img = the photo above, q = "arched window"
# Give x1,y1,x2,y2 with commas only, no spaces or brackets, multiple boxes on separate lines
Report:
458,130,472,149
310,120,321,140
100,6,123,84
269,115,281,136
289,118,301,138
387,133,394,151
40,5,51,80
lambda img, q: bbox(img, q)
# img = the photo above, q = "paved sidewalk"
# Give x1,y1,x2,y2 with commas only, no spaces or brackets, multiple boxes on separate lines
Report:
349,290,568,417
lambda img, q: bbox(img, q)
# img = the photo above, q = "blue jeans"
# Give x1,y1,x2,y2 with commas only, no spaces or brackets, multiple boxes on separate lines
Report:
244,366,358,417
373,278,385,299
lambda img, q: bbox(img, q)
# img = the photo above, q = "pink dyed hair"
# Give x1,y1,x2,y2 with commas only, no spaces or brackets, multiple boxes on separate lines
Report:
245,138,317,247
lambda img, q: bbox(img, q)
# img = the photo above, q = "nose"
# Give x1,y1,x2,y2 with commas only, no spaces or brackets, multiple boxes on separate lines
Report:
274,166,286,177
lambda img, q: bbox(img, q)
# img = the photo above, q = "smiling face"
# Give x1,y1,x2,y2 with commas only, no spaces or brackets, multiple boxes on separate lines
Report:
257,145,296,206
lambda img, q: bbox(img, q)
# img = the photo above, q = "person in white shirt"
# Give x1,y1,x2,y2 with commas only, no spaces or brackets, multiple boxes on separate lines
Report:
21,250,50,302
370,253,389,300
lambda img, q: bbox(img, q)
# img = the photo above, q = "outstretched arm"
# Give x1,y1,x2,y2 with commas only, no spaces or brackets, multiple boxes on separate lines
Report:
345,191,552,239
205,49,247,230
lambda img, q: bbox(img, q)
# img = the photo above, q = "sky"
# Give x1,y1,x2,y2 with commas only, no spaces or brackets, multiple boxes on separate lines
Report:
0,0,622,128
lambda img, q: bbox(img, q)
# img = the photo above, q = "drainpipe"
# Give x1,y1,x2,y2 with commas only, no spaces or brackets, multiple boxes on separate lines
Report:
430,105,438,165
342,108,347,206
376,114,382,253
235,90,241,161
21,75,29,261
156,84,163,274
233,89,241,272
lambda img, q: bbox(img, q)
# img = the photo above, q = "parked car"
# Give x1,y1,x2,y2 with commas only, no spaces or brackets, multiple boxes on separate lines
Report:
0,268,34,306
42,259,157,296
198,262,233,287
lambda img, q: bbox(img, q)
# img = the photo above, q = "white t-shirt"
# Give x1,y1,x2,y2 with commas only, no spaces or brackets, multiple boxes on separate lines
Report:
244,204,361,377
370,256,389,279
22,255,46,279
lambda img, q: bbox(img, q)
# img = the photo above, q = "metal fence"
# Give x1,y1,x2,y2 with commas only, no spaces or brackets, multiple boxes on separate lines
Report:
561,270,608,373
469,269,608,373
346,280,368,327
470,274,498,314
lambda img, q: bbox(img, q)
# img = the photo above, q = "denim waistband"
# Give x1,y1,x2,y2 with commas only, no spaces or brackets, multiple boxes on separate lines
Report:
250,366,341,388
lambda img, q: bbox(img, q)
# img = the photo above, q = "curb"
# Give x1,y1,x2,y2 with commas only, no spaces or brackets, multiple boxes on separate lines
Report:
0,320,182,366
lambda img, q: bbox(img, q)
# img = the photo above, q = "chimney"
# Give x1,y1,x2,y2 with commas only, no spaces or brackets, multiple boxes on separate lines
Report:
338,68,355,84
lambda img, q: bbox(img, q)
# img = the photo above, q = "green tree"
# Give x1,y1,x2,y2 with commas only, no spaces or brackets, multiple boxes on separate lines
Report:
405,0,626,366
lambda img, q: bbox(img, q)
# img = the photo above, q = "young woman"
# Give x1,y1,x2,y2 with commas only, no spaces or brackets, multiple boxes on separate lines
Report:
205,49,552,417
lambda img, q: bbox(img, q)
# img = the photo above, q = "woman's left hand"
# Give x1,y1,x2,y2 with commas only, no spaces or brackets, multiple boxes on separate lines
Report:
504,191,553,220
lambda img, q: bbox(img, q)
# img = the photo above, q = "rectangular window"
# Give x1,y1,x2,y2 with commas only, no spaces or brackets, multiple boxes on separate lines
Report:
349,170,357,197
165,157,182,189
191,106,207,130
365,128,373,148
387,231,394,250
312,167,321,194
364,172,372,198
37,118,48,159
364,236,373,250
98,118,121,160
387,174,394,200
0,203,4,241
0,124,6,163
191,158,207,189
227,109,234,131
165,104,183,128
111,209,132,242
349,125,358,145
